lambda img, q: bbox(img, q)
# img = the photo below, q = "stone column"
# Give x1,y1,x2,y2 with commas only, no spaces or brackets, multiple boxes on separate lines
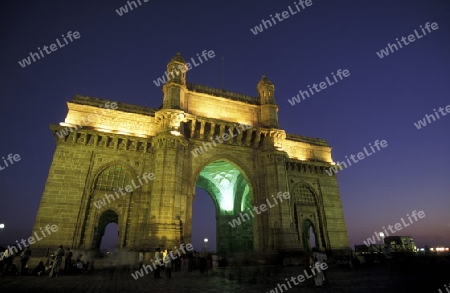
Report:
150,133,188,248
245,129,253,147
209,122,216,140
226,125,235,144
200,121,206,140
259,151,297,251
190,119,196,139
219,124,225,139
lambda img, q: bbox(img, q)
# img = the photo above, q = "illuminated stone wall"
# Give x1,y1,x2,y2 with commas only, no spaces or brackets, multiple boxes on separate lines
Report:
32,53,349,258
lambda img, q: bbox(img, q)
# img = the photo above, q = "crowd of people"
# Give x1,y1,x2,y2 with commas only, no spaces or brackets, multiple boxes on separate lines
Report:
1,243,328,288
0,246,31,276
144,247,220,279
0,245,93,277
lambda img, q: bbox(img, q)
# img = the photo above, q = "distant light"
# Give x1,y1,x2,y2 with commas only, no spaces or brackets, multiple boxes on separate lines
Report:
204,238,208,243
0,223,4,229
379,232,385,238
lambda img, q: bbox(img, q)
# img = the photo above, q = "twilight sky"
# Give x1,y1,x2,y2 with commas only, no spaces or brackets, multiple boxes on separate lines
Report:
1,0,449,252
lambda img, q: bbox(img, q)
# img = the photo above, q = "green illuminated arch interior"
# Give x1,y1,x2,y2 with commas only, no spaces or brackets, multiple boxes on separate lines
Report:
196,160,251,213
196,160,254,253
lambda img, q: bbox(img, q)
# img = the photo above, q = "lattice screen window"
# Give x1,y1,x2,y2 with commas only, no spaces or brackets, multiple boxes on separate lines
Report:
292,185,316,205
94,166,131,191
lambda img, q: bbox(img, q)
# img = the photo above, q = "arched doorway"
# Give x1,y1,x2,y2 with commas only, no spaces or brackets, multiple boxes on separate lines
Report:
78,164,133,251
92,210,118,250
193,160,254,255
100,223,119,251
302,219,317,251
291,184,324,251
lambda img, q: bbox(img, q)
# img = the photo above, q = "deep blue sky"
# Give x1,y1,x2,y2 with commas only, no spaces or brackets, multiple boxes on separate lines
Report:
1,0,449,251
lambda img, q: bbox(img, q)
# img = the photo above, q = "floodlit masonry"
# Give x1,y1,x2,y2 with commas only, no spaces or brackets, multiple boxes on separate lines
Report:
56,101,118,139
363,210,425,247
191,123,252,157
228,192,290,228
325,140,388,176
413,105,450,129
287,69,350,106
376,22,439,59
94,172,155,209
266,262,328,293
131,243,193,280
0,224,58,261
250,0,313,35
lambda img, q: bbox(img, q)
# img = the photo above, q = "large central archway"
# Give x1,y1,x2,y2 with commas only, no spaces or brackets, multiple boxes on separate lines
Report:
194,160,254,255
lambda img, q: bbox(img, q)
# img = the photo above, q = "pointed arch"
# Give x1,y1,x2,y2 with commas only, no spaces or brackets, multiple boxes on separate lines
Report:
77,163,136,250
290,182,325,250
92,209,119,250
190,158,256,254
291,184,317,206
94,165,132,191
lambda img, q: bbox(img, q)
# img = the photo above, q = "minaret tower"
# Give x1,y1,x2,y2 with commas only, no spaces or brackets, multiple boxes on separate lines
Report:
257,75,279,128
162,52,188,110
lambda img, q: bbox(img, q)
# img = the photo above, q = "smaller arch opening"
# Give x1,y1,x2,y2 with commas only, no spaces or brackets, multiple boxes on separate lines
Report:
93,210,119,250
101,223,119,251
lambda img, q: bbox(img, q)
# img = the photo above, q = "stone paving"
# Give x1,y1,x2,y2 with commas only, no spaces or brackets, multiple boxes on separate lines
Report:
0,264,448,293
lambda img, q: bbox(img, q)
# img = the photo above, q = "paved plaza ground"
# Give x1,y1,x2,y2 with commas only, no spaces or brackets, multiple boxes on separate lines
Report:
0,262,449,293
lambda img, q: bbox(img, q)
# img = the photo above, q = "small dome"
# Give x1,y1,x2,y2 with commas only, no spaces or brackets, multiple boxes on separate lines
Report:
170,52,186,63
258,75,274,86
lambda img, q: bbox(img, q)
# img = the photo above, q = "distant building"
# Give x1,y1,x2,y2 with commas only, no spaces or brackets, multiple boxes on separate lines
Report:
384,236,417,252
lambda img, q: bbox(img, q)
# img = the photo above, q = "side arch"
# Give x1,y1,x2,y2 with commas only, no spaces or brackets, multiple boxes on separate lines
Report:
290,182,326,251
77,163,135,250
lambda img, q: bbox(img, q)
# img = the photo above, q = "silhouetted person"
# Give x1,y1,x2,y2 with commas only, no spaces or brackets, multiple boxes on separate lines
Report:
64,248,73,274
154,248,161,279
139,250,144,268
20,247,31,275
312,247,327,286
49,245,64,277
33,261,45,276
164,250,172,279
212,254,218,274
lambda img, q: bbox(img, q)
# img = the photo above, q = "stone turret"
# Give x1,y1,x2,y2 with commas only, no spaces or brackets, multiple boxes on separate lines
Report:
162,52,188,110
257,75,279,128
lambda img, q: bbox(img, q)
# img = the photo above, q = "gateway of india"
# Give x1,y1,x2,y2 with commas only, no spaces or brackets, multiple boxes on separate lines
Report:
32,53,349,261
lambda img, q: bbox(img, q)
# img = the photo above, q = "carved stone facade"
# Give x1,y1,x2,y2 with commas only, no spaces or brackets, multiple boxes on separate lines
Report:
32,53,349,258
